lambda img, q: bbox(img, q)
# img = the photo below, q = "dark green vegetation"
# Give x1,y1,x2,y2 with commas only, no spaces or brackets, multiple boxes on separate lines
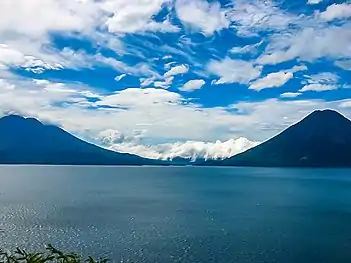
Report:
0,115,161,165
214,109,351,167
0,244,107,263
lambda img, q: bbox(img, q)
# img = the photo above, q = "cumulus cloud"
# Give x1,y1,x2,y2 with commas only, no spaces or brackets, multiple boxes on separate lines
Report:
230,41,263,55
289,65,308,73
280,92,302,98
95,88,183,108
208,58,262,85
307,0,323,4
97,129,143,145
100,131,260,160
175,0,229,35
299,72,339,92
320,3,351,21
114,73,127,82
299,84,337,92
0,0,99,38
0,44,63,73
308,72,339,83
259,26,351,64
0,41,160,80
0,0,114,75
303,72,339,85
154,77,174,89
249,71,293,91
339,100,351,108
335,60,351,71
0,0,175,81
180,79,205,92
164,64,189,78
228,0,299,36
101,0,179,34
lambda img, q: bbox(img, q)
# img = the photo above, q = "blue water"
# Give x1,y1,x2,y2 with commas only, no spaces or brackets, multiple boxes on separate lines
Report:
1,166,351,263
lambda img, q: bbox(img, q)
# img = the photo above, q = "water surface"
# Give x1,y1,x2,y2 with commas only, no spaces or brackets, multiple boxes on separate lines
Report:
1,166,351,263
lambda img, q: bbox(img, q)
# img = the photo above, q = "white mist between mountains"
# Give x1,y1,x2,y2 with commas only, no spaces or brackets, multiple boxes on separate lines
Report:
97,130,260,161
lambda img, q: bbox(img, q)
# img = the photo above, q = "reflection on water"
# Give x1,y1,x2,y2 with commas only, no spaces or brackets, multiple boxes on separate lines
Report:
1,166,351,263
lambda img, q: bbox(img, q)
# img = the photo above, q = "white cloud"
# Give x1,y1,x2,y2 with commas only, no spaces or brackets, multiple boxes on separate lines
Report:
175,0,230,35
289,65,308,73
320,3,351,21
162,55,172,60
0,44,63,73
299,72,339,92
164,61,176,70
180,79,205,92
104,135,260,161
0,41,160,79
114,73,127,82
0,0,177,80
140,77,154,87
249,71,293,91
299,84,337,92
335,60,351,71
0,78,101,124
102,0,179,34
230,41,262,55
228,0,299,36
280,92,302,98
208,58,262,85
304,72,339,85
0,78,243,141
95,88,183,108
97,129,142,145
259,26,351,64
0,0,99,38
164,64,189,78
339,100,351,108
93,53,161,78
307,0,323,4
154,77,174,89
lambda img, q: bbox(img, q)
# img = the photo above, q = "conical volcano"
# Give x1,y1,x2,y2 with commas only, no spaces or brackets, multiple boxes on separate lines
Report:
0,115,159,165
220,110,351,167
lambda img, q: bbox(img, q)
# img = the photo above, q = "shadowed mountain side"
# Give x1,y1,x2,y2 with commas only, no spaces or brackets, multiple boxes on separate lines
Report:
0,115,163,165
206,110,351,167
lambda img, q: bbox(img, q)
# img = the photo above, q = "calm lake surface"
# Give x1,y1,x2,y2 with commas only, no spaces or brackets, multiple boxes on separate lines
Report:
1,166,351,263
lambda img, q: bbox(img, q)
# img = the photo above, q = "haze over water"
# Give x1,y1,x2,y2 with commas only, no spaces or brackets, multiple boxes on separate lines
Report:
1,166,351,263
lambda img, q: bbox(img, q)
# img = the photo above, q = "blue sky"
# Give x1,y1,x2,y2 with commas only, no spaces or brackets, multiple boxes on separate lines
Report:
0,0,350,159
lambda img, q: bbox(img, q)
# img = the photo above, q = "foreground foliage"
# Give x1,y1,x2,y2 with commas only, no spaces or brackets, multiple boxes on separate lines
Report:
0,244,108,263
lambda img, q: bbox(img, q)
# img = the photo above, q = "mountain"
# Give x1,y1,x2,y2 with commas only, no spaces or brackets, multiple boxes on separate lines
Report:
213,109,351,167
0,115,161,165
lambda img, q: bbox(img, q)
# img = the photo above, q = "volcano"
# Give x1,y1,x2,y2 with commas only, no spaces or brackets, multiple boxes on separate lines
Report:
0,115,160,165
217,109,351,167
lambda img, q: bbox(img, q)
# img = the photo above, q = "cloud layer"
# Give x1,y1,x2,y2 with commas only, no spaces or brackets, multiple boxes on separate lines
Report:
100,130,260,161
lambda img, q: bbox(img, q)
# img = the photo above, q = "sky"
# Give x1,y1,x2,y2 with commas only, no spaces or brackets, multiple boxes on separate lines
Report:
0,0,350,160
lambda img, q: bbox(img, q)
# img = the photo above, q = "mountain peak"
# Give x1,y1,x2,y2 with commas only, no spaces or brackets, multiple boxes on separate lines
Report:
308,109,345,118
0,114,25,122
220,109,351,167
300,109,350,127
0,114,158,165
0,115,44,129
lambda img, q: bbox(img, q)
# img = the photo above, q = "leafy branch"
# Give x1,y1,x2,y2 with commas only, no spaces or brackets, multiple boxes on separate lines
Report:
0,245,108,263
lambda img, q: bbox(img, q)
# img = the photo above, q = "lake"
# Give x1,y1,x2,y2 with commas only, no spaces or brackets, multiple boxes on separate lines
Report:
1,166,351,263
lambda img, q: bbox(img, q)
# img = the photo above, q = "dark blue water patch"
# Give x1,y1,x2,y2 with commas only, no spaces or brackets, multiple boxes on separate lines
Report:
0,166,351,263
